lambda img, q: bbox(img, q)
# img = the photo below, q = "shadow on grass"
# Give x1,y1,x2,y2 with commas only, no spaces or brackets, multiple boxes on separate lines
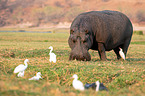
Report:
0,90,40,96
92,58,145,62
92,58,117,62
126,58,145,61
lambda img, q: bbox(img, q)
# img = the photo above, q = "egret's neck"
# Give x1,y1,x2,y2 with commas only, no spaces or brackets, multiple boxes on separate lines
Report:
24,61,28,67
96,82,100,91
37,74,41,78
73,77,78,81
36,74,39,77
120,49,122,51
50,48,53,53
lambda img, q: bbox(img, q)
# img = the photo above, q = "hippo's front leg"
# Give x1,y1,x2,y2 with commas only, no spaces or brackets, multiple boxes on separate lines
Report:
98,43,107,60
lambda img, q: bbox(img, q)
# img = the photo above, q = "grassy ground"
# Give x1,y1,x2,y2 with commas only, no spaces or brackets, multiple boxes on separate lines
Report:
0,29,145,96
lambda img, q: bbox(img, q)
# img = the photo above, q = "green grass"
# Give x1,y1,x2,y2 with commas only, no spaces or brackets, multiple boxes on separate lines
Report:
133,30,144,35
0,29,145,96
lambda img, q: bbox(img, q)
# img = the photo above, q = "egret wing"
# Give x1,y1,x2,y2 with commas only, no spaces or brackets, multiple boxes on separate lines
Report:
75,80,84,90
29,76,39,80
14,64,25,73
29,76,35,80
17,71,24,77
119,51,125,60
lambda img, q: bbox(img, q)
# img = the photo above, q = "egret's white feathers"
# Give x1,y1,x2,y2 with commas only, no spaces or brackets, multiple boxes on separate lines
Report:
96,81,100,91
119,48,125,60
17,71,24,77
72,74,85,91
14,59,29,73
29,72,42,80
49,46,56,63
14,64,26,73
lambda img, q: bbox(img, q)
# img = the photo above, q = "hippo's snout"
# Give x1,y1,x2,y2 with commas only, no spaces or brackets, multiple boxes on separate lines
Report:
68,29,92,61
69,51,91,61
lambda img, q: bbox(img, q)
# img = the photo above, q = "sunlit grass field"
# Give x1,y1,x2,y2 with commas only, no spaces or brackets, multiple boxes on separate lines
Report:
0,28,145,96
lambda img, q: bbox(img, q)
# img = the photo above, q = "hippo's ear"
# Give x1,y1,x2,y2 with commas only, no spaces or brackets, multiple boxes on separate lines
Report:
70,29,74,34
85,30,89,34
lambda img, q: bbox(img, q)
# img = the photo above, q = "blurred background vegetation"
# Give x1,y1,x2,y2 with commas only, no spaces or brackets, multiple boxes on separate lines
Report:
0,0,145,27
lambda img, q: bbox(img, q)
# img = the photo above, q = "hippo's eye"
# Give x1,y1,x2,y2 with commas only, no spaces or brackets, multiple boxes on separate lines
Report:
83,40,87,43
72,36,77,43
82,37,88,43
85,30,89,35
73,40,76,43
70,29,74,34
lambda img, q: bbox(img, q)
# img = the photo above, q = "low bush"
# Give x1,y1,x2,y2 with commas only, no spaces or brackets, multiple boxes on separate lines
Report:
133,30,143,35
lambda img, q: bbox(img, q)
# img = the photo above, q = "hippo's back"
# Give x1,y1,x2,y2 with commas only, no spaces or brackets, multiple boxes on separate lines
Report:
74,10,133,50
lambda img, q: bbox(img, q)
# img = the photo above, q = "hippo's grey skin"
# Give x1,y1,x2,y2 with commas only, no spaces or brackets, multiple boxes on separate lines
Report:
68,10,133,61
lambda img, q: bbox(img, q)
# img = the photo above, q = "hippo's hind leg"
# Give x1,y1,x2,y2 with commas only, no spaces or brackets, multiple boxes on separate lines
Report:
122,38,132,57
113,47,121,60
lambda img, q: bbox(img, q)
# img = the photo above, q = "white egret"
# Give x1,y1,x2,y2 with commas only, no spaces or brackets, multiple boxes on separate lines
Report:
72,74,84,91
29,72,42,80
14,59,29,74
96,81,108,91
17,71,24,77
49,46,56,63
119,47,125,60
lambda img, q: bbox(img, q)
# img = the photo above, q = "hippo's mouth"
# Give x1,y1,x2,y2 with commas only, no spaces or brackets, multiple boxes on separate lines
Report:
69,52,91,61
74,55,86,61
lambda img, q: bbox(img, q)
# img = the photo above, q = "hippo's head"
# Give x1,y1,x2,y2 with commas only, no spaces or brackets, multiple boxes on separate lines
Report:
68,27,93,61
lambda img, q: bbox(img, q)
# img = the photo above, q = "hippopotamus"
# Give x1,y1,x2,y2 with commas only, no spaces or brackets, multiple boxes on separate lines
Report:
68,10,133,61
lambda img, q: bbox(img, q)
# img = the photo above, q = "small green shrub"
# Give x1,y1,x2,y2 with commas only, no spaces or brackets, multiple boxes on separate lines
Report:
44,40,49,42
133,30,143,35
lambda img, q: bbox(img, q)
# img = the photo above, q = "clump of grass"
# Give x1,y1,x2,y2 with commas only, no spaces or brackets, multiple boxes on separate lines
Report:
43,40,49,42
133,30,143,35
131,41,145,45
